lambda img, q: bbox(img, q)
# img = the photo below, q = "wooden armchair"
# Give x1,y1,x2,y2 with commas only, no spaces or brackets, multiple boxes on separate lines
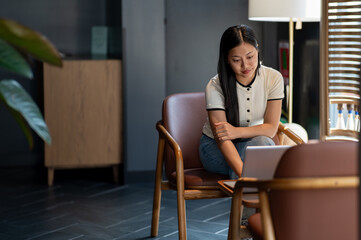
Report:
228,141,359,240
151,92,308,240
151,92,229,240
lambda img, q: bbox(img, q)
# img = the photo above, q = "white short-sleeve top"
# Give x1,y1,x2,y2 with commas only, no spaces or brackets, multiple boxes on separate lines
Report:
202,65,284,138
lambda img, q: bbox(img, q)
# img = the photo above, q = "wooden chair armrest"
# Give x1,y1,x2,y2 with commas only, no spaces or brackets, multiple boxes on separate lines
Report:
156,121,185,189
277,122,305,145
156,121,183,163
234,176,359,192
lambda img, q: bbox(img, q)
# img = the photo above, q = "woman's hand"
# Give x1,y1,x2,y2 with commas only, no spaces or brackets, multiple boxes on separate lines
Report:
214,122,239,141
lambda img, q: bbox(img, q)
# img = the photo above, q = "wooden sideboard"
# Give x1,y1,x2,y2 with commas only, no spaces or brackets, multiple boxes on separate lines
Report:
44,59,122,186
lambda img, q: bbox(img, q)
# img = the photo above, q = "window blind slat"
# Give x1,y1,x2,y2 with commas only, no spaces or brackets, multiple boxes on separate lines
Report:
328,44,361,48
329,70,361,75
329,31,361,35
328,57,360,62
329,64,361,68
330,79,360,84
328,89,359,94
329,83,359,88
329,51,361,55
329,38,361,42
329,25,361,29
329,0,361,3
329,4,361,9
329,75,360,80
329,11,361,16
329,18,361,23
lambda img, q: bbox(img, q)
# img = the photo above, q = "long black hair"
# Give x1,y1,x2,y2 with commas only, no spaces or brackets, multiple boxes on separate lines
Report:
217,25,261,127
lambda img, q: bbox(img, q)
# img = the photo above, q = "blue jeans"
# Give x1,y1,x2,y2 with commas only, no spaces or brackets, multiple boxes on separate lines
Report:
199,134,275,179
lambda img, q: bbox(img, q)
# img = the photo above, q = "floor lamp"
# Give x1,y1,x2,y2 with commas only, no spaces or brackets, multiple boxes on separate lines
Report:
248,0,320,123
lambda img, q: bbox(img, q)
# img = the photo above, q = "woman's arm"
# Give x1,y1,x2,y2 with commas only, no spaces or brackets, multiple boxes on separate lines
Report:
208,110,243,177
214,99,282,141
209,99,282,177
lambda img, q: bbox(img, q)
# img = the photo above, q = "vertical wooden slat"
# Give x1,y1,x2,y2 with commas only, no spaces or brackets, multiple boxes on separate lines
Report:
320,0,330,140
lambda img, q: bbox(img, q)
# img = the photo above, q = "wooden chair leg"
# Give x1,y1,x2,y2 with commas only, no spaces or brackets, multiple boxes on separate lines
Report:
177,190,187,240
151,137,165,237
228,188,243,240
151,181,162,237
174,137,186,239
259,190,275,240
228,205,244,240
47,167,54,187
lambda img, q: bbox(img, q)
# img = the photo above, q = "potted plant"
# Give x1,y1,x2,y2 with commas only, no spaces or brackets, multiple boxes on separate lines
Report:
0,18,62,148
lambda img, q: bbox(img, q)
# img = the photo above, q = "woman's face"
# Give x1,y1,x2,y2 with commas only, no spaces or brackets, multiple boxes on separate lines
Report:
227,42,258,85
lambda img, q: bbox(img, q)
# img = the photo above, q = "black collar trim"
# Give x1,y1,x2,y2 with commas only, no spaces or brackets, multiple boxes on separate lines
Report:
236,72,257,88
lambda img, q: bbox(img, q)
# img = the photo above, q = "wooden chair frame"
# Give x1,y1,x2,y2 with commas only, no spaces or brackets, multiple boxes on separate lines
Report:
277,122,305,145
228,176,359,240
151,121,228,240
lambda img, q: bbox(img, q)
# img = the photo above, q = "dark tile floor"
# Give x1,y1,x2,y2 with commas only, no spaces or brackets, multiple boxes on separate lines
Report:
0,167,254,240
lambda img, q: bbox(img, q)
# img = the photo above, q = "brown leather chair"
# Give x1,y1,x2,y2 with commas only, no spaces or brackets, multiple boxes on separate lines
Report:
230,141,359,240
150,92,230,240
150,92,308,239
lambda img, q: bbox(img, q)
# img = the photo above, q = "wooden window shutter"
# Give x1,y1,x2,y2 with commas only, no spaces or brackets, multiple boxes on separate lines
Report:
320,0,361,141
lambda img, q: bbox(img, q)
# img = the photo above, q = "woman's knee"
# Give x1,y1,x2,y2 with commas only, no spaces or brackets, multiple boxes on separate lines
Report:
199,135,230,175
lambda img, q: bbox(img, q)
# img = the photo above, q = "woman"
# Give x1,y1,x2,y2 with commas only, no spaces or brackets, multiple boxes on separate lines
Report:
199,25,284,179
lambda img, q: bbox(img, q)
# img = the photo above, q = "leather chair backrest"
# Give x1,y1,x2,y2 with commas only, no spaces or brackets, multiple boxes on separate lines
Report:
270,141,358,240
161,92,281,179
162,92,207,179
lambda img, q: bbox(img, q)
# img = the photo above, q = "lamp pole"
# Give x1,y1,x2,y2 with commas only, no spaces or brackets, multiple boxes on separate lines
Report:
288,19,294,123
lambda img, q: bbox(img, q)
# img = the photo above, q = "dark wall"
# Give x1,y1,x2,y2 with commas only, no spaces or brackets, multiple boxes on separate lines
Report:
0,0,119,166
0,1,320,182
278,22,320,139
121,0,166,177
1,0,107,56
165,0,263,95
293,23,320,139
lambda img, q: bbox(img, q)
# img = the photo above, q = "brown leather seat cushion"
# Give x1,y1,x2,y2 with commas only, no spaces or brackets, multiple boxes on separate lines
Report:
169,168,229,187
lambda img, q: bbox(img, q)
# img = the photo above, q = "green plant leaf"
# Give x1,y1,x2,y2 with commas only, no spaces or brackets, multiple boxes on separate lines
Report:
0,19,62,67
0,39,33,78
0,79,51,145
0,95,34,149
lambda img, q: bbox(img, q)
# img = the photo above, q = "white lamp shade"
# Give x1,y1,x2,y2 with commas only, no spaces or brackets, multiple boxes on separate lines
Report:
249,0,321,22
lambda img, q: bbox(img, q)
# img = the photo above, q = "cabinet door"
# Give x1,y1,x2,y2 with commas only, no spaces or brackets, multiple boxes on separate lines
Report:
44,60,122,168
